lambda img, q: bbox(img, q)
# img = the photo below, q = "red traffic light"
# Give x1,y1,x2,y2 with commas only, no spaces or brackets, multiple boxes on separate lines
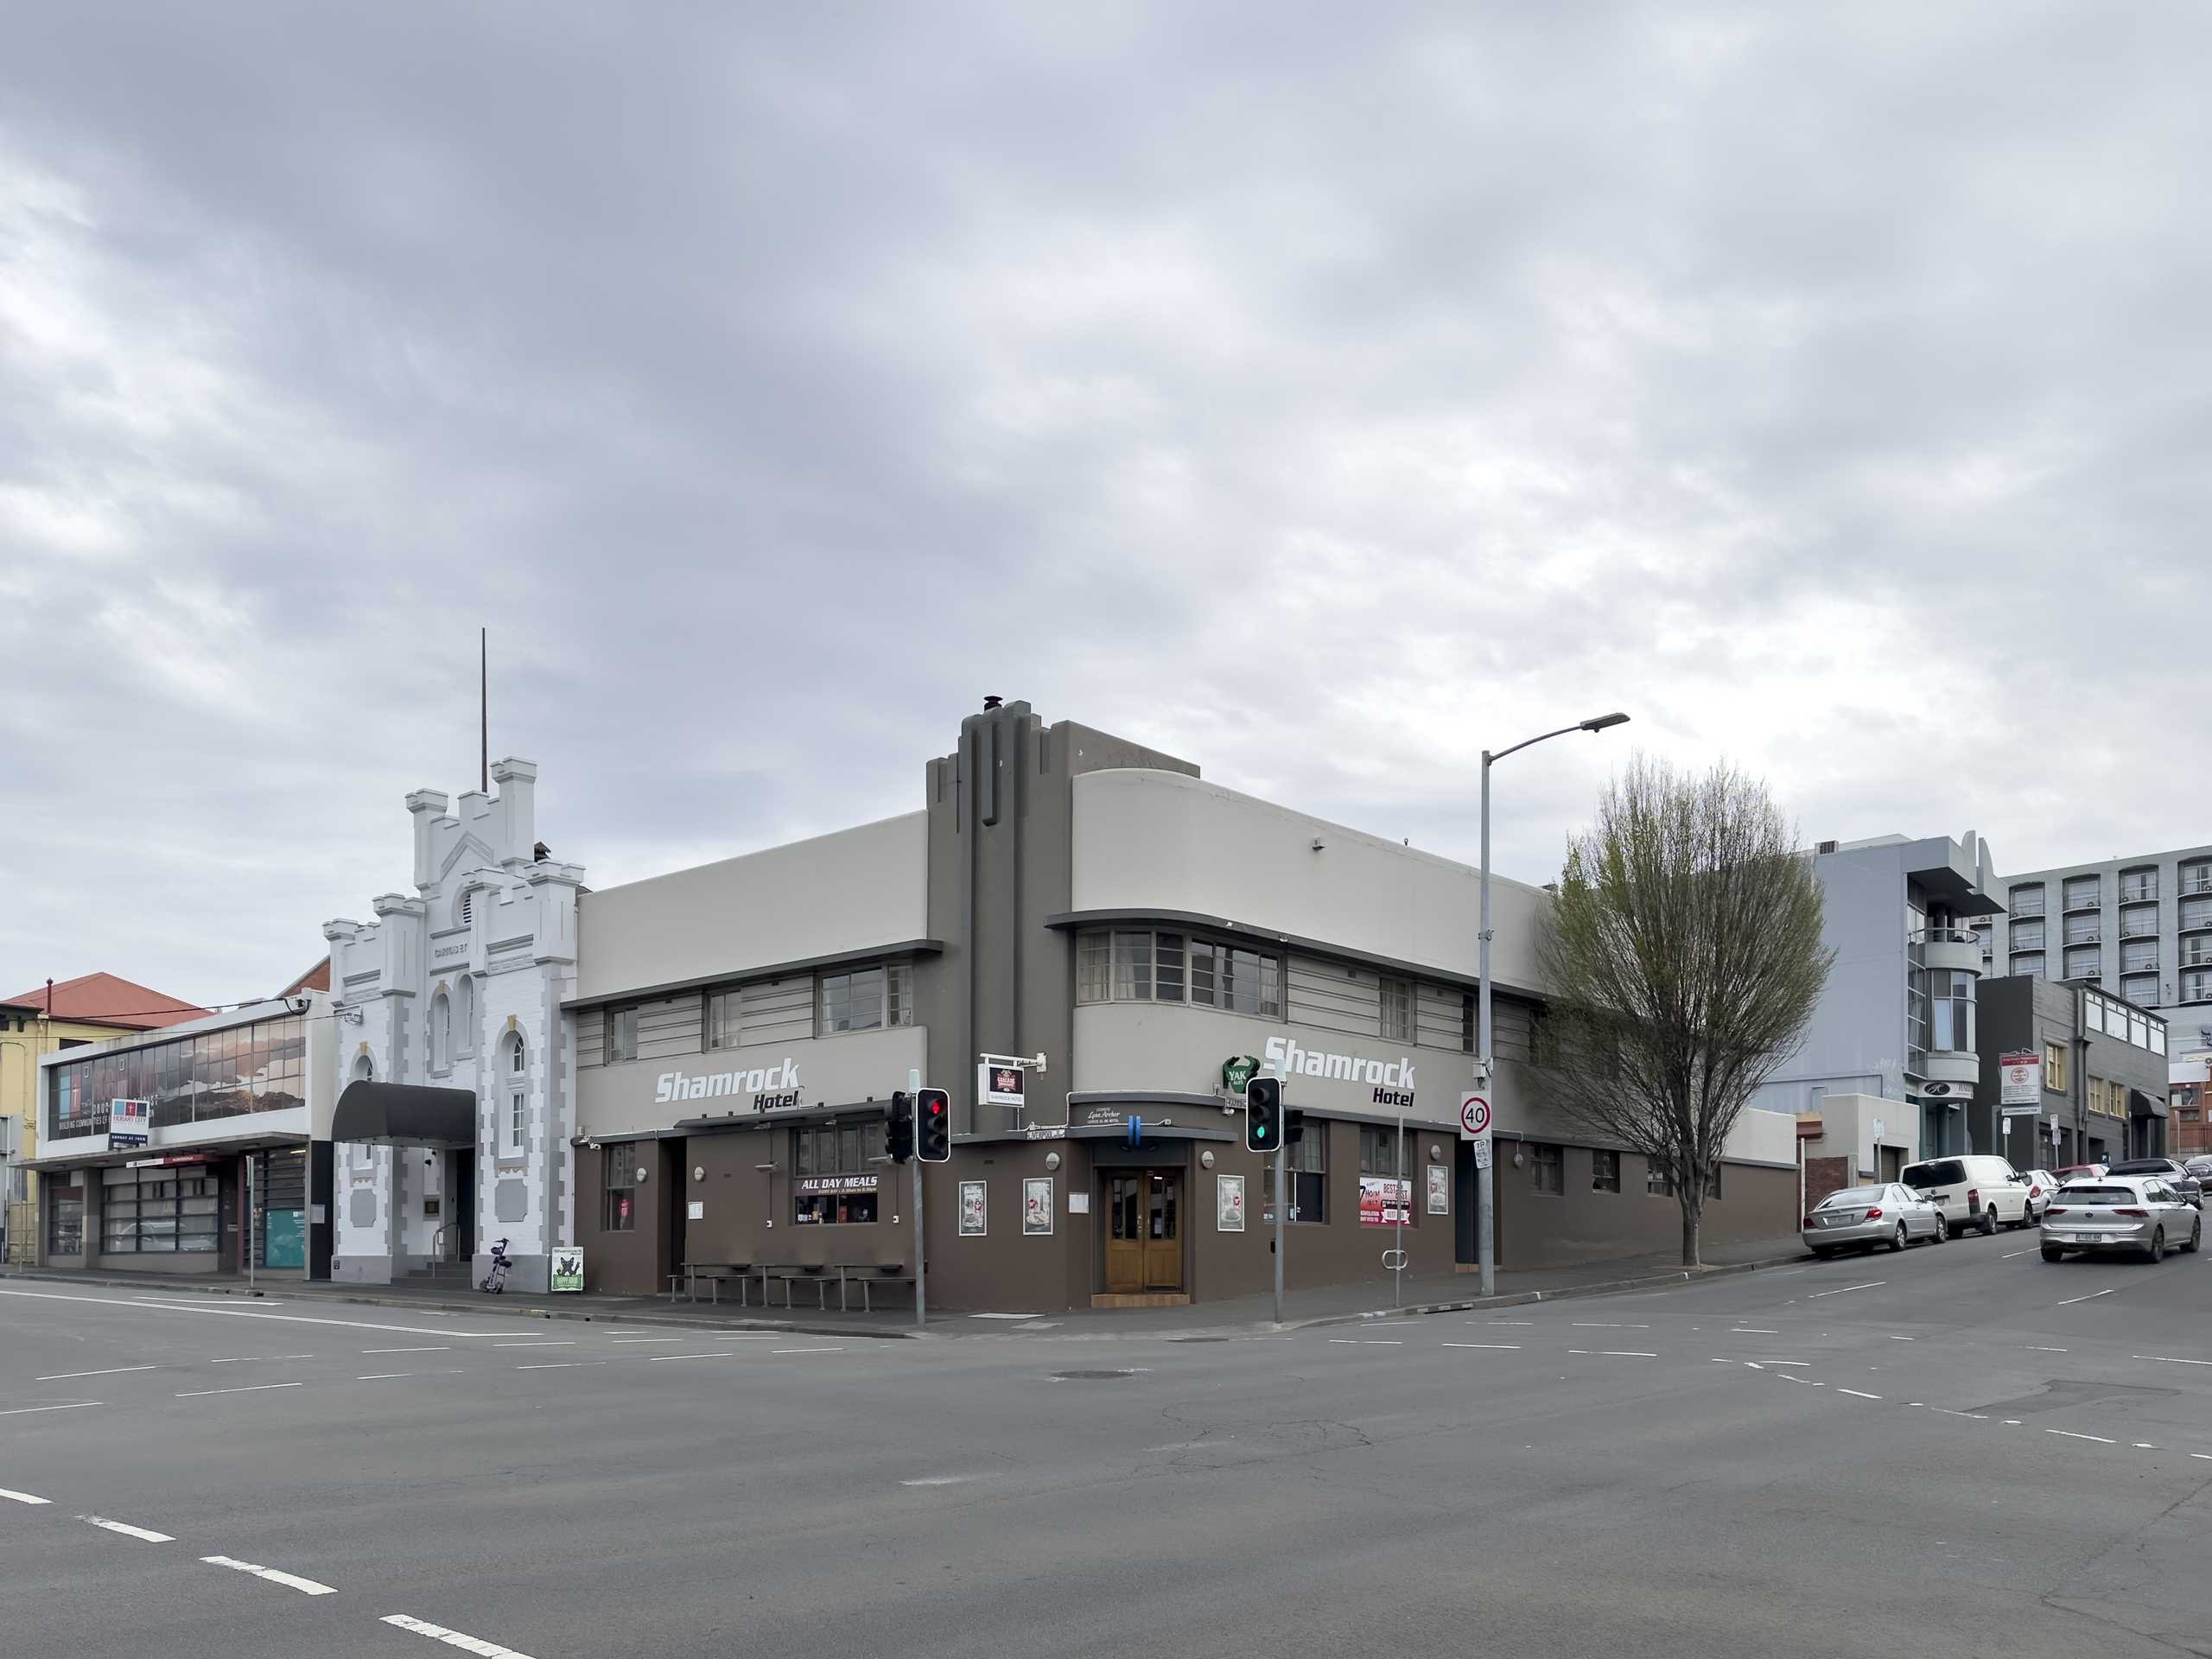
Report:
917,1087,951,1161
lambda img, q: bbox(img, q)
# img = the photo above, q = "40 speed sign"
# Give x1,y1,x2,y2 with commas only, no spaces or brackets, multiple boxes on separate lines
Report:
1459,1092,1492,1141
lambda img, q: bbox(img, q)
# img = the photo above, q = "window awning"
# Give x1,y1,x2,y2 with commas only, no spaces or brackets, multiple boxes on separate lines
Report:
332,1081,479,1147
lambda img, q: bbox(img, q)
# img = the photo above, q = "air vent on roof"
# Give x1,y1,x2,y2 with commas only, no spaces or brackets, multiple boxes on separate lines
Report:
1816,840,1840,855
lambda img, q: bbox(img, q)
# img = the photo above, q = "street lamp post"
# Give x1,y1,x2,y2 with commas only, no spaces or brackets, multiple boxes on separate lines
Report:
1478,710,1629,1298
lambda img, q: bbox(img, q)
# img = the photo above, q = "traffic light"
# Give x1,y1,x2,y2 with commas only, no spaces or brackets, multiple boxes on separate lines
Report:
1246,1076,1282,1154
1286,1109,1305,1147
885,1092,913,1163
917,1087,951,1161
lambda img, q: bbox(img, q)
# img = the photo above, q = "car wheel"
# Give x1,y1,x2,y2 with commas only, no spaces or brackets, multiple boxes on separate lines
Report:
1980,1207,1998,1236
1890,1224,1908,1253
2146,1229,2165,1264
2185,1224,2202,1255
2041,1245,2065,1262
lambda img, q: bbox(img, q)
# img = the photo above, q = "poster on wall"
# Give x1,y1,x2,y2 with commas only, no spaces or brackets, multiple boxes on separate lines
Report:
1427,1164,1449,1215
1358,1176,1413,1226
1022,1178,1054,1235
108,1097,150,1151
550,1248,584,1292
1217,1173,1245,1231
958,1180,988,1236
1999,1052,2042,1106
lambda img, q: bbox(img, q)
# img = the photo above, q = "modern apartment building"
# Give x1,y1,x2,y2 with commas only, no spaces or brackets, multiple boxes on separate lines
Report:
1993,846,2212,1020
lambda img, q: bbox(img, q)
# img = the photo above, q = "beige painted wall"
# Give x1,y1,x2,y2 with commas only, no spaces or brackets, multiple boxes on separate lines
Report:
576,1023,929,1141
1071,769,1548,989
575,812,929,1001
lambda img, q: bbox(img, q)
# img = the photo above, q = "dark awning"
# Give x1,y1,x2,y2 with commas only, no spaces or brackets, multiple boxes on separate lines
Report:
2129,1088,2167,1120
332,1081,479,1147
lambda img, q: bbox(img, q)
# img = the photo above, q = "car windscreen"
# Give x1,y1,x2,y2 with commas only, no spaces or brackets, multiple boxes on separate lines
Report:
2107,1161,2170,1175
1817,1188,1885,1209
1904,1160,1966,1188
2053,1187,2137,1205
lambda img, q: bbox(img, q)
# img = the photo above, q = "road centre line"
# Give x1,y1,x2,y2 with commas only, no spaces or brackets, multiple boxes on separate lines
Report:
175,1382,302,1398
772,1348,844,1355
0,1402,100,1416
1442,1343,1521,1349
201,1554,336,1594
1572,1323,1649,1329
2057,1288,2116,1305
647,1352,730,1362
1886,1335,1915,1340
2025,1346,2069,1352
212,1355,314,1363
2049,1429,2117,1443
382,1612,538,1656
364,1348,450,1354
492,1342,574,1348
359,1374,413,1380
35,1366,156,1380
0,1287,511,1339
1808,1282,1885,1298
1731,1329,1778,1334
82,1515,173,1541
1837,1389,1881,1399
516,1363,607,1370
610,1338,686,1343
2133,1356,2212,1366
1,1488,53,1504
1567,1351,1656,1357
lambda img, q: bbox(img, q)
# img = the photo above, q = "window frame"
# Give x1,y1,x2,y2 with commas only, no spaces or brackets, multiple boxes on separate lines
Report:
1529,1142,1564,1195
1591,1149,1621,1192
1076,928,1281,1018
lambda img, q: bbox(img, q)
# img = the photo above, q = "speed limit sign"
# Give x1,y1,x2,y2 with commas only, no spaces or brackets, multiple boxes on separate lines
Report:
1459,1091,1492,1141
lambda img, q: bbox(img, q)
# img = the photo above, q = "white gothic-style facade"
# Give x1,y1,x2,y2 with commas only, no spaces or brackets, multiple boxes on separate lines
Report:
323,759,583,1293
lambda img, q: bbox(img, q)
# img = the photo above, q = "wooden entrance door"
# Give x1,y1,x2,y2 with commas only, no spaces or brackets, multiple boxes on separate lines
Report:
1105,1171,1183,1294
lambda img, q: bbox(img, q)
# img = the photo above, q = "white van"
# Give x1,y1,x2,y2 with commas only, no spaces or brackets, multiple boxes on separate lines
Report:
1900,1155,2033,1237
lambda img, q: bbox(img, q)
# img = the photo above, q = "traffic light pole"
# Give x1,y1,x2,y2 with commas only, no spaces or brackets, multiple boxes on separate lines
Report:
1274,1091,1286,1325
911,1066,925,1331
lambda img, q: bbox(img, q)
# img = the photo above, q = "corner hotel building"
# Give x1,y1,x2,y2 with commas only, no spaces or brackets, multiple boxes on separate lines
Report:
567,699,1796,1306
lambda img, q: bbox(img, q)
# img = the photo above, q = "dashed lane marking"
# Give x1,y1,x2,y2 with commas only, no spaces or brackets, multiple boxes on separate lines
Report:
211,1355,314,1363
2026,1346,2069,1352
1731,1329,1778,1334
1442,1343,1521,1350
2056,1288,2117,1306
515,1363,606,1370
0,1287,512,1339
646,1353,730,1362
201,1554,336,1594
2133,1356,2212,1366
174,1383,302,1398
35,1366,156,1381
381,1613,538,1656
0,1402,99,1416
1837,1389,1881,1399
81,1515,173,1541
492,1343,574,1349
2048,1429,2117,1443
1,1488,53,1504
610,1338,687,1344
1808,1282,1885,1299
364,1348,450,1354
772,1348,845,1356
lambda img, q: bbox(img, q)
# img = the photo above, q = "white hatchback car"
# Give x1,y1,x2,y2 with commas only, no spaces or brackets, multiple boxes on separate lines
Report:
2041,1177,2202,1262
1900,1155,2033,1237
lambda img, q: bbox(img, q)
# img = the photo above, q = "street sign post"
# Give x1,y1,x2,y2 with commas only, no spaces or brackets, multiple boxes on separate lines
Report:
1459,1092,1491,1140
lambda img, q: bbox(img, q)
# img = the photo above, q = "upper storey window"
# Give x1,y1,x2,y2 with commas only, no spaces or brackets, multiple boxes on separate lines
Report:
1077,930,1281,1018
818,963,913,1035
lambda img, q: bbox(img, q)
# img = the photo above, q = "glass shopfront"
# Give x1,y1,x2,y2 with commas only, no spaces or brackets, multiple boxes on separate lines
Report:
100,1164,222,1255
48,1016,306,1141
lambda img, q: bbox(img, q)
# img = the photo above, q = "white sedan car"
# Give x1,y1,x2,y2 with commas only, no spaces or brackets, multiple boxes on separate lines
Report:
2040,1177,2203,1262
1803,1184,1946,1256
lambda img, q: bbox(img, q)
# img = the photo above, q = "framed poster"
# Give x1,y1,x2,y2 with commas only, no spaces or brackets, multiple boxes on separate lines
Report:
1217,1173,1245,1231
549,1248,584,1292
958,1180,988,1236
1427,1164,1449,1215
1022,1177,1054,1235
1358,1176,1412,1226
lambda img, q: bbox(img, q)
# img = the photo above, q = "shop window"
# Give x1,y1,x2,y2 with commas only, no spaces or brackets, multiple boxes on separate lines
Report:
1592,1150,1621,1193
605,1006,639,1064
1529,1143,1563,1195
1077,929,1281,1018
602,1144,639,1232
1358,1126,1407,1174
1378,977,1413,1042
1267,1122,1327,1223
99,1168,219,1255
47,1190,83,1256
817,963,914,1035
791,1122,884,1225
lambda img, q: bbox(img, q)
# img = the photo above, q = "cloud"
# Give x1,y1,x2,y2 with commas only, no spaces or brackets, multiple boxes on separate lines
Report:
0,2,2208,1002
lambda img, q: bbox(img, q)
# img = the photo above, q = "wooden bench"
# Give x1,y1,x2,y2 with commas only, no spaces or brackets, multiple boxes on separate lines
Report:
671,1262,752,1305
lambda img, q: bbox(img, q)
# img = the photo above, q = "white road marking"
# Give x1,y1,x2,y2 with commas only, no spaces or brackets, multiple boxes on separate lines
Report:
2194,1454,2212,1462
2001,1250,2033,1258
2133,1355,2212,1366
772,1348,845,1355
0,1402,100,1416
1837,1389,1881,1399
711,1335,779,1341
610,1338,686,1344
492,1343,574,1349
211,1355,314,1363
1328,1339,1360,1344
200,1554,336,1594
1808,1282,1885,1299
174,1383,303,1398
1,1488,53,1504
1886,1335,1915,1340
35,1366,156,1381
2056,1288,2116,1306
358,1374,413,1381
0,1287,506,1339
515,1363,606,1370
2048,1429,2116,1443
364,1347,450,1354
969,1313,1039,1319
1443,1343,1521,1350
2025,1346,2069,1352
81,1515,173,1541
1360,1340,1402,1345
2134,1443,2158,1449
1750,1359,1810,1366
899,1475,982,1485
646,1353,730,1362
382,1612,538,1656
1731,1329,1778,1334
1572,1323,1649,1328
1602,1351,1657,1357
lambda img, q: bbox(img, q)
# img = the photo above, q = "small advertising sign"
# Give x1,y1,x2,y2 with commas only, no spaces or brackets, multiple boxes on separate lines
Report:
1022,1177,1054,1235
1217,1173,1245,1231
794,1174,879,1194
980,1065,1026,1109
958,1180,988,1236
550,1248,584,1292
2000,1052,2042,1106
109,1097,150,1151
1221,1055,1260,1096
1359,1175,1413,1227
1427,1164,1450,1216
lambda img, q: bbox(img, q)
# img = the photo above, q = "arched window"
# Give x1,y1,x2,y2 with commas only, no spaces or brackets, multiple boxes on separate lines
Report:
454,976,477,1058
505,1032,529,1153
430,991,452,1071
510,1032,527,1074
352,1053,375,1084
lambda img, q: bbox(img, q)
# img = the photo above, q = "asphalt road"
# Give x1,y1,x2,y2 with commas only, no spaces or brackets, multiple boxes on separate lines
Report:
5,1224,2212,1659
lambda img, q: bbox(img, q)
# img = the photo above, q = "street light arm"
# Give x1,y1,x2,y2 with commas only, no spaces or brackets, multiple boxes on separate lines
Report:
1486,712,1630,766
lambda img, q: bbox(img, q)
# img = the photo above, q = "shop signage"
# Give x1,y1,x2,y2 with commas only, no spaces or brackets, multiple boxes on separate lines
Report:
981,1065,1026,1109
1359,1176,1412,1226
550,1248,584,1292
126,1153,211,1168
1263,1037,1414,1100
109,1097,150,1151
1081,1104,1127,1128
432,940,471,962
1217,1173,1245,1231
1999,1052,2041,1106
794,1174,879,1194
1221,1054,1260,1095
655,1060,802,1114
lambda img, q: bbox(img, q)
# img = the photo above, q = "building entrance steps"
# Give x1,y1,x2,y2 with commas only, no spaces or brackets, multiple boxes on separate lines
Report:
2,1234,1807,1338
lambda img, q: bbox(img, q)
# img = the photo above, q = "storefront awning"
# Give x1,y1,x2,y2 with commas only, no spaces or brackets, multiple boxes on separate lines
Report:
2129,1088,2168,1120
23,1127,308,1175
332,1081,479,1147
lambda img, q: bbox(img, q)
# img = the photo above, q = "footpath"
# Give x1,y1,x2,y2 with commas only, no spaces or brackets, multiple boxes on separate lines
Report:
2,1233,1808,1341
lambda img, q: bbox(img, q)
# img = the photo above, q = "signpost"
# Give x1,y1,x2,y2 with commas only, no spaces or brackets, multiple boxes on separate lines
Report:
1461,1089,1493,1280
2000,1052,2042,1107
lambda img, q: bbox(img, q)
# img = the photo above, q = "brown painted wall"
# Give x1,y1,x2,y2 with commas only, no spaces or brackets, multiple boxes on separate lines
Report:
1803,1156,1850,1213
578,1140,681,1296
1490,1143,1796,1268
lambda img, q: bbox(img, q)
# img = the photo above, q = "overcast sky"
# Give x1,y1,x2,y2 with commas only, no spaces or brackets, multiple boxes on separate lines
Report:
3,3,2208,1008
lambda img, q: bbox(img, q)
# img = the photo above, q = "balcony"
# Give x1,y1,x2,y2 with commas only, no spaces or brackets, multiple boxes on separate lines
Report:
2063,927,2101,947
1916,930,1984,973
1918,1050,1980,1085
2010,899,2047,918
2179,870,2212,898
2063,896,2103,915
2120,915,2160,940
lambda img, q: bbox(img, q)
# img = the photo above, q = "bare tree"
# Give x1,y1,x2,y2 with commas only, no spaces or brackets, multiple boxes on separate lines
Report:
1535,756,1832,1266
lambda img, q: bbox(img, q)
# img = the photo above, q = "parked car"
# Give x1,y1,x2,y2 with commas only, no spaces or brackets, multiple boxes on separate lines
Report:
1803,1184,1946,1255
1902,1155,2034,1236
2106,1157,2203,1209
2185,1155,2212,1183
2053,1163,2109,1183
2041,1176,2203,1262
2019,1169,2061,1221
